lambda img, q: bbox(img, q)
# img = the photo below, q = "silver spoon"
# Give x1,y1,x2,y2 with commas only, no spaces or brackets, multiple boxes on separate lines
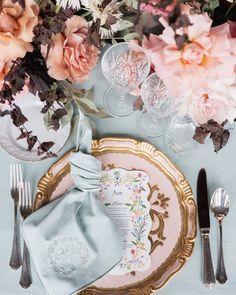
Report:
211,188,230,284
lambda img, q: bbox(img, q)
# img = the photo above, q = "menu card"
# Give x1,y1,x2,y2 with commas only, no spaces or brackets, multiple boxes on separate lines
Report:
99,168,152,275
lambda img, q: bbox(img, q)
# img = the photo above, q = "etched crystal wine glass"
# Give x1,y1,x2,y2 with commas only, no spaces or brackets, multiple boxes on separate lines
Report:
137,73,174,137
164,115,201,158
101,42,150,117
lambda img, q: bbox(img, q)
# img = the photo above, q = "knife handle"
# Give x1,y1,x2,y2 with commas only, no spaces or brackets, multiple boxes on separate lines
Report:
202,232,215,288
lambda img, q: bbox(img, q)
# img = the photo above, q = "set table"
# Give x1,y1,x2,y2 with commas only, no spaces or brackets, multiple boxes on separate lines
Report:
1,55,236,295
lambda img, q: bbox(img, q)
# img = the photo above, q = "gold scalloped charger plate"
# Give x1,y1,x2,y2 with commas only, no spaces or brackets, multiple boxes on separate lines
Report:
34,137,196,295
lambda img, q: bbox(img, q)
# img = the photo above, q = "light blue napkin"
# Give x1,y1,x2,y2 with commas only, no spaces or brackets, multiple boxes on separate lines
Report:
22,111,123,295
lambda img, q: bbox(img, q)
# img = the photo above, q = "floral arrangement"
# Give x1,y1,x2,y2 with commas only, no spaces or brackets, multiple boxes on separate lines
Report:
0,0,135,156
140,0,236,151
0,0,235,156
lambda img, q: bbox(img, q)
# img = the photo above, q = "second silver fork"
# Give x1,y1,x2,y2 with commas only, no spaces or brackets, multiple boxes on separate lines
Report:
9,164,22,269
19,182,32,289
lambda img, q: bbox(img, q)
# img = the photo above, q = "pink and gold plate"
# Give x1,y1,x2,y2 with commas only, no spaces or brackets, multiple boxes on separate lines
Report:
34,137,196,295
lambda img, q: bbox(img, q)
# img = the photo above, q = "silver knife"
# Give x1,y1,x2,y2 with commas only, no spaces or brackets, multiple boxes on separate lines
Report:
197,169,215,288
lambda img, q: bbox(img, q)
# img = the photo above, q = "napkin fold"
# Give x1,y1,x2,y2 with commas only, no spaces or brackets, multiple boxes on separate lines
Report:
22,111,123,295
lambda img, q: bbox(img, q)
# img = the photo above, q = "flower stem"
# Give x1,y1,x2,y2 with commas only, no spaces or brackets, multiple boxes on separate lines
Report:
225,0,236,18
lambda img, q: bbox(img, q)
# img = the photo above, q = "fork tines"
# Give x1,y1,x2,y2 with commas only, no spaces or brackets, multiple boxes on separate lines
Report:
10,164,23,194
20,182,32,215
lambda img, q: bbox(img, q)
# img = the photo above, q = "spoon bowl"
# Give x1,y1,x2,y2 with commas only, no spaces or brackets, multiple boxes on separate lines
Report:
211,188,230,218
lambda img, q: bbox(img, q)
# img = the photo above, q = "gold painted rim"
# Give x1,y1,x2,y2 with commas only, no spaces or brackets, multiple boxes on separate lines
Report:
34,137,197,295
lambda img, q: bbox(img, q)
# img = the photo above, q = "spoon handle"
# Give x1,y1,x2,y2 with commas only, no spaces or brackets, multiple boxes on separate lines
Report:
216,220,228,284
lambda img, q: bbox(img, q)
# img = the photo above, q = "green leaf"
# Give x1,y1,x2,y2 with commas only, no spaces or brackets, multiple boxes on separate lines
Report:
43,109,54,131
125,0,139,9
60,101,73,128
125,203,132,206
203,0,220,12
74,96,110,118
87,117,98,136
124,32,139,42
84,87,94,101
118,20,134,31
112,38,117,45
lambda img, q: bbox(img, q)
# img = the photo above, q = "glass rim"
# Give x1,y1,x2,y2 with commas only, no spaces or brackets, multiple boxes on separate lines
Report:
101,41,151,76
140,72,168,108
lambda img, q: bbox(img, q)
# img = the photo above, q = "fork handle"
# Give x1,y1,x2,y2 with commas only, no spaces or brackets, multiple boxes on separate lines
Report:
19,243,32,289
9,202,22,269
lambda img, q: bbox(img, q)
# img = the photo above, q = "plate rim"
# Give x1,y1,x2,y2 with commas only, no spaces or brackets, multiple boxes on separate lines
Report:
34,137,197,294
0,94,71,162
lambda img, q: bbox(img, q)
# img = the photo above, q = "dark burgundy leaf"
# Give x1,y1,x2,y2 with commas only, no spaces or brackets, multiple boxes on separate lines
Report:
50,19,66,34
101,0,113,9
193,126,210,144
11,105,28,127
5,60,26,95
41,103,52,114
47,108,67,131
222,130,230,147
156,0,174,9
29,74,51,93
50,117,60,131
202,120,224,133
175,33,189,50
168,3,181,24
211,129,230,152
87,20,102,48
133,96,144,111
12,0,25,8
33,24,53,46
27,135,37,151
173,14,192,30
0,109,11,117
0,84,12,103
54,108,67,119
194,120,230,152
16,128,32,140
40,151,57,160
103,14,118,29
38,141,55,155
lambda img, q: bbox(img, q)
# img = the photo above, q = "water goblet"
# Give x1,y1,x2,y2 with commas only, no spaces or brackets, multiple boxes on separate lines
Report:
164,115,201,158
137,73,174,137
101,42,150,117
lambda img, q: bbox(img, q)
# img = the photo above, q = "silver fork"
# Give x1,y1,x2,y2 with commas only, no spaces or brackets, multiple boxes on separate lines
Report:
19,181,32,289
9,164,22,269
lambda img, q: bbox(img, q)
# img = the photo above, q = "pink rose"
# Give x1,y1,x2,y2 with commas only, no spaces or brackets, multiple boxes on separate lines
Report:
143,4,236,99
0,0,39,63
41,16,100,84
180,81,236,124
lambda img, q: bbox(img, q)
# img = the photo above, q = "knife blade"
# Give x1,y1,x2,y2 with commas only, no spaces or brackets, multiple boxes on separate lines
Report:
197,168,210,230
197,168,215,288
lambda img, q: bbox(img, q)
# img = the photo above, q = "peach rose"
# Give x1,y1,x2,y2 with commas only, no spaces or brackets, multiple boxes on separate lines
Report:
41,16,100,84
0,0,39,63
0,61,11,90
